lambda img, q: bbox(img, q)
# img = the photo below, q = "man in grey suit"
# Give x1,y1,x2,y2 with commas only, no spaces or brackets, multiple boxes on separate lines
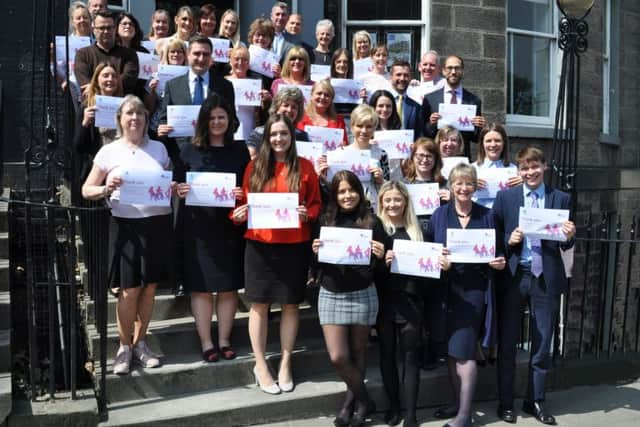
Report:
157,35,235,165
270,1,296,63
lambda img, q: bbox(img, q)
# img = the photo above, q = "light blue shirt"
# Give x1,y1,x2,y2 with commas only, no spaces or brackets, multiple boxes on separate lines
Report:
188,70,210,104
444,83,463,104
471,160,517,208
520,183,545,265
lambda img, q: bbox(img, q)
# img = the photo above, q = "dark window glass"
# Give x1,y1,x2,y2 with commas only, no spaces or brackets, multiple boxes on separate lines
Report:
347,0,421,20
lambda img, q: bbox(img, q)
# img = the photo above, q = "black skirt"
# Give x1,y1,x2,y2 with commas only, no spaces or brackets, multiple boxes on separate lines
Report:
108,214,173,288
244,240,310,304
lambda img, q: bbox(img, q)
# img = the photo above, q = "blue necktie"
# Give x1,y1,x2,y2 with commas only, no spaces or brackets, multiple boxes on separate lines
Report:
529,191,543,277
193,75,204,105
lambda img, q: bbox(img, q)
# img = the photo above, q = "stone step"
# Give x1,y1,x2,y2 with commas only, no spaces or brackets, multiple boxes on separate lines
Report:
0,259,9,292
98,354,530,426
0,330,9,373
0,371,10,424
0,232,7,260
87,306,322,360
102,338,348,403
0,201,7,233
85,293,195,324
8,389,98,427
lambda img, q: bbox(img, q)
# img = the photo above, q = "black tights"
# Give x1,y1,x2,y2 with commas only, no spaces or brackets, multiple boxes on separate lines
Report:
377,314,423,422
322,324,372,420
444,357,477,427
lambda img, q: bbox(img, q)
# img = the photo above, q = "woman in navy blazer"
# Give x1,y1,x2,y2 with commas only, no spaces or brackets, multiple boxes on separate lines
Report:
426,163,505,427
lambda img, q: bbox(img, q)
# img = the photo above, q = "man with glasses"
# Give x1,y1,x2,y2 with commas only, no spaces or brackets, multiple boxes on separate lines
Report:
422,55,485,158
74,10,139,97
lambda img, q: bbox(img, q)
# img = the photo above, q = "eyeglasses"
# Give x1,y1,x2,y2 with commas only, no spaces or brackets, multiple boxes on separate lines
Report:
119,21,133,27
444,66,462,72
414,153,434,161
94,25,115,32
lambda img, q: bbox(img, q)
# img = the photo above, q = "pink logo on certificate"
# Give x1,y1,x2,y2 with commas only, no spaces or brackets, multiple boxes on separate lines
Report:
142,64,154,75
324,140,338,151
396,142,411,154
261,61,271,73
243,91,258,102
472,244,494,257
545,223,561,237
498,180,508,191
212,187,231,201
458,116,471,127
419,196,439,209
350,163,366,176
274,208,292,222
348,89,359,100
148,186,171,201
346,244,370,260
418,257,439,272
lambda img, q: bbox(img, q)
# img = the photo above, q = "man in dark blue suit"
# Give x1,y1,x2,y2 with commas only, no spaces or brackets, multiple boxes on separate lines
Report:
422,55,485,158
492,146,576,425
389,60,424,139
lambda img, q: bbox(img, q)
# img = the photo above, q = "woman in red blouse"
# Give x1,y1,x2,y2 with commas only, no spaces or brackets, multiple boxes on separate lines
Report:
233,114,321,394
296,79,349,146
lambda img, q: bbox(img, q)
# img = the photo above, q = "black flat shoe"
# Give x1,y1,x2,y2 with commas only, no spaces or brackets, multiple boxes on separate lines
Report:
384,408,401,426
333,415,351,427
402,417,417,427
351,400,376,427
522,401,556,425
434,405,459,419
497,406,517,424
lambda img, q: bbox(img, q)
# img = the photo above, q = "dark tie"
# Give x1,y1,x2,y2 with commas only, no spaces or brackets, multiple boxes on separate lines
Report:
529,191,543,277
193,75,204,105
450,89,457,104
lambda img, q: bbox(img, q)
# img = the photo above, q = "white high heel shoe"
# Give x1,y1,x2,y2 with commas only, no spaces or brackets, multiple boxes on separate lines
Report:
253,367,281,395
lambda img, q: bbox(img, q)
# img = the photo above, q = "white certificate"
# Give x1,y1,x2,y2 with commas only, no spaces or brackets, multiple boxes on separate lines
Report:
247,192,299,229
278,84,312,106
141,40,156,54
119,169,172,207
318,226,373,266
406,81,443,104
310,64,330,82
304,125,344,151
185,172,236,207
391,240,443,279
231,78,262,106
441,156,470,180
353,58,374,79
474,167,518,199
330,78,363,104
210,38,231,63
156,64,189,94
519,207,570,242
374,130,414,159
248,45,279,78
447,228,496,264
407,183,441,216
136,52,160,80
94,95,124,129
327,149,371,182
296,141,324,165
55,35,91,76
167,105,200,137
437,103,477,131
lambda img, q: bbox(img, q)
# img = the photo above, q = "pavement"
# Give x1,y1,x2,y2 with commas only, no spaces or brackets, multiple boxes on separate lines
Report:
255,379,640,426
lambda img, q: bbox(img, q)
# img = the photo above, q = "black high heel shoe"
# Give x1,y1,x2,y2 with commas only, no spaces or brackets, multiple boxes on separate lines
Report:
351,400,376,427
383,407,401,426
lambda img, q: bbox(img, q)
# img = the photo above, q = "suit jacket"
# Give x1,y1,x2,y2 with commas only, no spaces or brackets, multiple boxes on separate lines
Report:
399,94,424,139
492,185,575,295
421,87,482,157
159,70,235,164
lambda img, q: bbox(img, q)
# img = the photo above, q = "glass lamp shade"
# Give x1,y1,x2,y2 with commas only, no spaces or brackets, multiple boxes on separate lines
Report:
557,0,595,18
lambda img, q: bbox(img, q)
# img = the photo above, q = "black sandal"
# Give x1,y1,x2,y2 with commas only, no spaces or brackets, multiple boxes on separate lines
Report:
202,347,219,363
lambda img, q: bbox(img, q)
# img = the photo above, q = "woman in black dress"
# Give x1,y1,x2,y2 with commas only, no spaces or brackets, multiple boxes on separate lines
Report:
175,94,250,362
312,171,387,427
427,164,505,427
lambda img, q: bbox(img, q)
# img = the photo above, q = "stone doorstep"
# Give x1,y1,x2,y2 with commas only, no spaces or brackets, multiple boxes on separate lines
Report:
100,339,348,403
97,354,529,427
8,389,98,427
86,307,322,360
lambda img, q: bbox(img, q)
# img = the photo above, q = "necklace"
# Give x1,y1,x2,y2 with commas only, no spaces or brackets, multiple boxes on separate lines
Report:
455,207,471,218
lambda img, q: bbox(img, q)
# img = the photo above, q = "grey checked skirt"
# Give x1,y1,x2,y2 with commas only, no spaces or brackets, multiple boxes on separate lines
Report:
318,286,379,325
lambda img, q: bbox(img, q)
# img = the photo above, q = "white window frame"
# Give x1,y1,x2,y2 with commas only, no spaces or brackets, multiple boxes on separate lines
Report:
506,2,560,129
340,1,430,54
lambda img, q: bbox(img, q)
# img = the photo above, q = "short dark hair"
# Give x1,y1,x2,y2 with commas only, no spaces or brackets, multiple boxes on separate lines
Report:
188,35,213,51
516,146,546,167
390,59,411,71
95,10,115,22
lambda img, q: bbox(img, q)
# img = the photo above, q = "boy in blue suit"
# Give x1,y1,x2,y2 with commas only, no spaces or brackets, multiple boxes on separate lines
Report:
492,146,576,425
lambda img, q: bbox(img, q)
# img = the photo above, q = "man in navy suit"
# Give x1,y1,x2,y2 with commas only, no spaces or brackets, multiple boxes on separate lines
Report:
270,2,296,63
389,60,424,138
422,55,485,158
157,35,235,165
492,146,576,425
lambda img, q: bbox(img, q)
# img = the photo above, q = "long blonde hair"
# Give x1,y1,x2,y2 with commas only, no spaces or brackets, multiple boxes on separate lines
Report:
377,181,423,241
218,9,241,47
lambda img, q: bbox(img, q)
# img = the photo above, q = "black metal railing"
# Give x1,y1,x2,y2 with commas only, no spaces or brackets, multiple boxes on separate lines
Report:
5,195,110,411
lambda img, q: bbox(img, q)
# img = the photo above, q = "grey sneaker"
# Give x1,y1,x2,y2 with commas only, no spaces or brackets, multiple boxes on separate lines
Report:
113,345,132,375
133,341,161,368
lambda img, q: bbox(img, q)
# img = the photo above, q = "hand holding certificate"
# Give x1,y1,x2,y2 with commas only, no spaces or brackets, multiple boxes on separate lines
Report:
231,78,263,106
374,130,414,159
474,167,518,199
326,149,371,182
156,64,189,94
119,170,173,207
248,45,279,78
247,192,300,229
353,58,374,79
295,141,324,165
390,240,443,279
330,78,363,104
95,95,124,129
136,52,160,80
447,228,496,263
210,38,231,63
167,105,200,137
437,103,477,132
185,172,236,207
318,227,373,265
519,207,570,242
406,183,441,215
304,126,344,151
310,64,330,82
